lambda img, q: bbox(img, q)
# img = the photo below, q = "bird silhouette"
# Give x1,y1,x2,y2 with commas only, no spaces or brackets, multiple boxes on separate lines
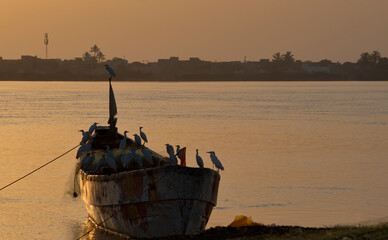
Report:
79,130,91,145
83,152,95,170
196,149,204,168
95,154,107,172
139,127,148,145
169,152,178,165
133,134,142,146
121,151,133,168
88,122,98,135
131,147,142,168
76,144,85,159
207,151,224,172
141,146,153,165
165,143,174,156
106,145,117,172
119,130,128,150
104,64,116,77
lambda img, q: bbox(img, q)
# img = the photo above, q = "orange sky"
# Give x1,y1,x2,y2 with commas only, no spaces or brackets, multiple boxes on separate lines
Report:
1,0,387,62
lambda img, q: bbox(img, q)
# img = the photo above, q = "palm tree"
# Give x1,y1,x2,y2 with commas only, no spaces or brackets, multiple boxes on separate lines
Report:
97,52,105,63
272,52,283,62
371,51,381,64
358,52,371,63
90,45,100,58
282,51,295,63
83,52,92,61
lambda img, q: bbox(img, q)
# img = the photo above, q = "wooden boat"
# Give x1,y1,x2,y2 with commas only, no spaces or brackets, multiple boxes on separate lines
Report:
76,79,221,238
78,162,220,238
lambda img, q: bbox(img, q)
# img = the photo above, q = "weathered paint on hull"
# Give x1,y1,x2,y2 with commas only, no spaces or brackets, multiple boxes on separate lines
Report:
78,165,220,238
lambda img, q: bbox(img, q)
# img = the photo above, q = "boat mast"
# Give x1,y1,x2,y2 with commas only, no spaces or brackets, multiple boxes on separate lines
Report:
108,77,118,133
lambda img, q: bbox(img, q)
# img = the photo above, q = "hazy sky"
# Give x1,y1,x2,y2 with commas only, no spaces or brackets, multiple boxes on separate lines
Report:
1,0,388,62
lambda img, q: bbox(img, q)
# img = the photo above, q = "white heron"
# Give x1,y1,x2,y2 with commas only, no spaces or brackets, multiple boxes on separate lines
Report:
139,127,148,145
141,146,153,165
85,142,92,152
169,152,178,165
106,145,117,172
79,130,91,144
165,144,174,156
176,145,182,157
196,149,204,168
76,144,85,159
133,134,142,146
119,131,128,150
88,122,98,135
131,147,142,168
207,151,224,172
95,154,107,172
83,152,95,170
81,153,90,169
121,151,133,168
104,64,116,77
136,154,143,168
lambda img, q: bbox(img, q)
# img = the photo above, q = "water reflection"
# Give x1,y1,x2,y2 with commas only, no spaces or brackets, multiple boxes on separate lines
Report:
73,219,129,240
1,81,388,239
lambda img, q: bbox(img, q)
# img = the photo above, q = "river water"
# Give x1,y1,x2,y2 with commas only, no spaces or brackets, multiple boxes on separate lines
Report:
0,81,387,239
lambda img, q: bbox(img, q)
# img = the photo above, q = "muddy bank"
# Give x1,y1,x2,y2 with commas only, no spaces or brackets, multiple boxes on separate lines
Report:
80,221,388,239
170,223,388,240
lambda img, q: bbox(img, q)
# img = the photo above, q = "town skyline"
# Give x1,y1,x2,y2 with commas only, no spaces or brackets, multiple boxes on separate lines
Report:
1,1,388,63
1,48,387,82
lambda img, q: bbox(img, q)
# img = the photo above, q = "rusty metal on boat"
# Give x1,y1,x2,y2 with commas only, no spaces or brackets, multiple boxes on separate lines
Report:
75,77,221,238
78,164,220,238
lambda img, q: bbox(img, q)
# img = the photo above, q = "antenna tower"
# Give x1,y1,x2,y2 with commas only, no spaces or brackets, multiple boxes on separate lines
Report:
44,33,49,59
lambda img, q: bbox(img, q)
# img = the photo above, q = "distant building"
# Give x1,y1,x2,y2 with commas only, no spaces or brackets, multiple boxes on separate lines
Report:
158,56,179,63
189,57,201,62
302,63,330,73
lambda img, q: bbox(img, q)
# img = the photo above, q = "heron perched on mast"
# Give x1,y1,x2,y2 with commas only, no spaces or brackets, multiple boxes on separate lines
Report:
104,64,116,78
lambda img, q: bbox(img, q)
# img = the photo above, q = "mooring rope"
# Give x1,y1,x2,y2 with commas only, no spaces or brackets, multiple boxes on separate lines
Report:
0,144,80,192
76,209,121,240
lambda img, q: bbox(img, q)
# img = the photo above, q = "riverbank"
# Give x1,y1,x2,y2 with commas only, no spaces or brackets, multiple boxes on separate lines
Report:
82,221,388,239
189,223,388,240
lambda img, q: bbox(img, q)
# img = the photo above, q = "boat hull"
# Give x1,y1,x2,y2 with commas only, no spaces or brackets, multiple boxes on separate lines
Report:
78,165,220,238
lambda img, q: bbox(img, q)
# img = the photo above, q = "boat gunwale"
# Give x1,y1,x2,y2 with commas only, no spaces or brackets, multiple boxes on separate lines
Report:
79,164,220,182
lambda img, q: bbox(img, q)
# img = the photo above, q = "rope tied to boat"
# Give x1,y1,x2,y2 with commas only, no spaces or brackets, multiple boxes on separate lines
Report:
76,209,121,240
0,144,80,192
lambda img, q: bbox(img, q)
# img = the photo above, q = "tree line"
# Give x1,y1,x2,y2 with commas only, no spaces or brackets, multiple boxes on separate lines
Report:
80,45,386,67
82,44,105,63
270,50,387,65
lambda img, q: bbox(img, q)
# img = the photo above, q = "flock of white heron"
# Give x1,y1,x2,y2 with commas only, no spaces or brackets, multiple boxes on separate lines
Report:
77,65,224,173
77,123,224,173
